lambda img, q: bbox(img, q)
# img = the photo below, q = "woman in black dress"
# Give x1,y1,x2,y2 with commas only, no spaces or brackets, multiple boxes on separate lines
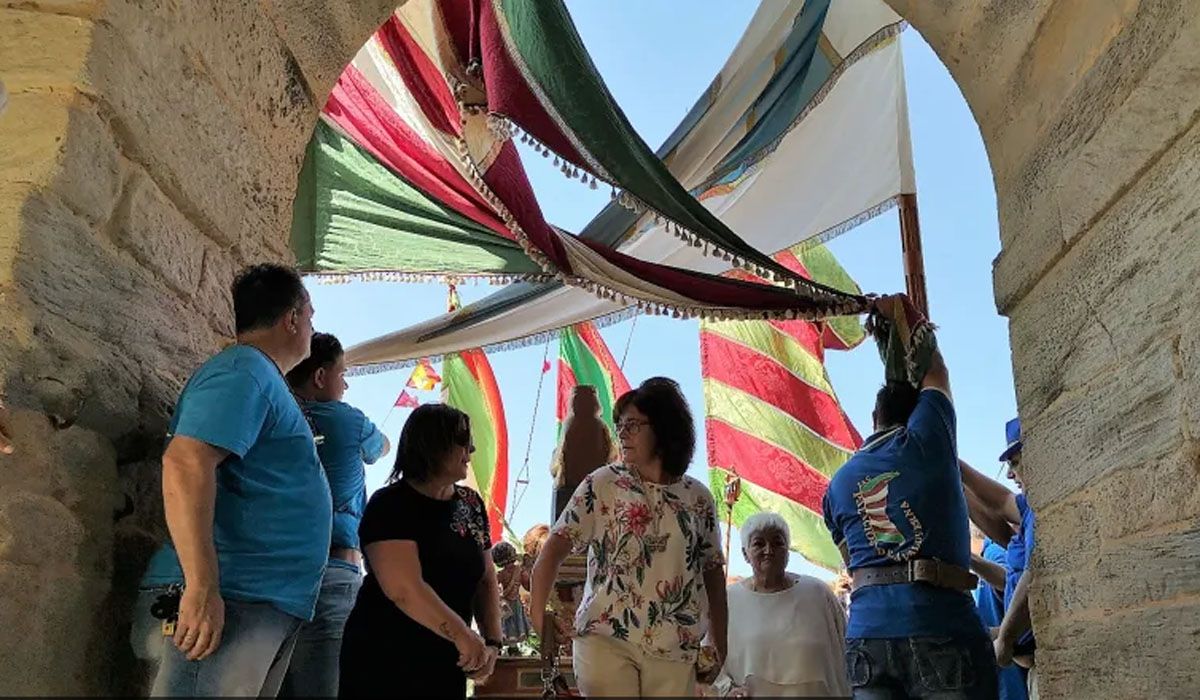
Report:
338,404,503,698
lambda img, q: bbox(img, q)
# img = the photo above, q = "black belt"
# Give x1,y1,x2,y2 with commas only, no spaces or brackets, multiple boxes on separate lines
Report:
852,559,977,593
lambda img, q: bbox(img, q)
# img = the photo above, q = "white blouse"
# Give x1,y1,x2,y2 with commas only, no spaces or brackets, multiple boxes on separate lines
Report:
714,575,850,698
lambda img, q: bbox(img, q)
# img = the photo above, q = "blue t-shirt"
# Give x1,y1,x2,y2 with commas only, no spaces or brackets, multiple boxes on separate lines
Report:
1005,493,1037,652
303,400,386,562
142,345,333,621
823,388,983,640
977,539,1028,700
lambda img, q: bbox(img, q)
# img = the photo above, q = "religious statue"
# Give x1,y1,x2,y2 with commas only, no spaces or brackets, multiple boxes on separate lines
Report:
549,385,618,520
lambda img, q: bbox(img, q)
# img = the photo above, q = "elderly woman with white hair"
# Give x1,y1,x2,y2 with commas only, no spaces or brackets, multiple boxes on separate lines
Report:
712,513,850,698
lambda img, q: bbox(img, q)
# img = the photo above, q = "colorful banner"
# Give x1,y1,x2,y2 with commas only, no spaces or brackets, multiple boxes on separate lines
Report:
406,358,442,391
443,349,509,544
556,321,632,434
393,390,420,408
702,242,865,571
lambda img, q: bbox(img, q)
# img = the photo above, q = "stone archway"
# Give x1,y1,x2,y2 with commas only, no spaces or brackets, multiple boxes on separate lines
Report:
1,1,1199,696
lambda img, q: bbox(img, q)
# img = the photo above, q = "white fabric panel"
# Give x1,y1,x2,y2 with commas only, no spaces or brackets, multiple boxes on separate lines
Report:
823,0,902,57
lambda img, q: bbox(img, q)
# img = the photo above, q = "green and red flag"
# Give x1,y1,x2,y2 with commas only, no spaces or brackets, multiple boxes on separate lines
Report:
702,243,867,571
442,288,509,543
556,321,632,434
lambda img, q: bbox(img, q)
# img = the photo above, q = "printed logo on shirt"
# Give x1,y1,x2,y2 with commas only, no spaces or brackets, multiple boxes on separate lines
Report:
853,471,925,562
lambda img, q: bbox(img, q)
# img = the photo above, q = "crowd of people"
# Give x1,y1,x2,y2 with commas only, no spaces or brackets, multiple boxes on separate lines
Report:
132,264,1036,700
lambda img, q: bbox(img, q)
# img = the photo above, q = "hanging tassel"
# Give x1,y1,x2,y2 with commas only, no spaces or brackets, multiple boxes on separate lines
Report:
589,176,598,190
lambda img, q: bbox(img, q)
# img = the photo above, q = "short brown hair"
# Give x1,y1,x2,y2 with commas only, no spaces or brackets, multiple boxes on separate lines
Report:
613,377,695,478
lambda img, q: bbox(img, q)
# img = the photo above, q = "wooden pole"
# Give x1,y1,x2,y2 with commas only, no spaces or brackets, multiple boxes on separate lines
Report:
898,193,929,317
722,475,741,576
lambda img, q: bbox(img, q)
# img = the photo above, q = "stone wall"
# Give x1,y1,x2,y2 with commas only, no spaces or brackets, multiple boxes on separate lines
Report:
1,0,1199,696
886,1,1200,697
0,0,393,693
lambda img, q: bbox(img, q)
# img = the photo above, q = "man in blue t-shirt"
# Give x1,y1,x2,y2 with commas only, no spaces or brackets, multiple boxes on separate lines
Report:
961,418,1037,698
141,264,333,697
823,295,997,700
280,332,389,697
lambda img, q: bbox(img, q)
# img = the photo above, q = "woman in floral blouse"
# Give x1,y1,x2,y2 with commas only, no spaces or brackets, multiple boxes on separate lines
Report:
531,377,728,697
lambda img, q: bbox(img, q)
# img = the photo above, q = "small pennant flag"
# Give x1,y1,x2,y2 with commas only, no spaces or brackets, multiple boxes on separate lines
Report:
394,390,420,408
542,359,552,374
447,284,462,313
407,358,442,391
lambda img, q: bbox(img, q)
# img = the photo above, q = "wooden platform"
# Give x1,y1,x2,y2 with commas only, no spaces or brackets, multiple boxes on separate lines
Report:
477,554,588,697
475,656,577,698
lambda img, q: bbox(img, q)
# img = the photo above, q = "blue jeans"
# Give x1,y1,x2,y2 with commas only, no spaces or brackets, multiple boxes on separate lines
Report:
279,563,362,697
150,598,303,697
846,636,999,700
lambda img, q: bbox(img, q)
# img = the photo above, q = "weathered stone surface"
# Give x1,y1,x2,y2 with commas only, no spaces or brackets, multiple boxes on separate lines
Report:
88,1,299,250
197,243,238,339
1006,111,1200,422
993,2,1200,313
177,1,318,163
0,7,91,93
262,0,395,103
0,0,99,18
119,172,205,299
0,413,117,696
1036,601,1200,700
1021,341,1183,510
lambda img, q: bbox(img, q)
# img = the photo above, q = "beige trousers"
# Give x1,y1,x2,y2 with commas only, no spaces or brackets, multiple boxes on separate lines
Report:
572,634,695,697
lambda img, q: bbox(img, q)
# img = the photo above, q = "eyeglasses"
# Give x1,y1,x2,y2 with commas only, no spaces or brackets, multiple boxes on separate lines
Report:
615,419,650,436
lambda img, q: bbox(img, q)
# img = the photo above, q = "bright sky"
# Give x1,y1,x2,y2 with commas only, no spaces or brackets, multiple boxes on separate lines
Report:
306,3,1016,581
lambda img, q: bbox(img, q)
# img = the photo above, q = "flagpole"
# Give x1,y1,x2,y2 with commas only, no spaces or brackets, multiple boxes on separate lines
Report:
898,193,929,317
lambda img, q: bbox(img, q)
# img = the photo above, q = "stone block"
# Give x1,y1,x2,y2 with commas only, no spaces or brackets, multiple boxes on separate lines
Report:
0,491,84,568
0,92,72,192
994,2,1200,312
0,7,91,93
1036,522,1200,621
263,0,395,104
0,562,107,695
196,244,237,338
177,1,317,163
1021,340,1182,510
0,94,123,227
0,1,99,18
1086,448,1200,542
54,99,125,226
118,173,205,299
1006,111,1200,421
88,4,298,250
1036,600,1200,699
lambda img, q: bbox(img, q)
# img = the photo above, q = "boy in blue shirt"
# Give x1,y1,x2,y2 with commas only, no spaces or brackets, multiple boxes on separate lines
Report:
280,332,389,697
823,294,997,700
142,264,332,697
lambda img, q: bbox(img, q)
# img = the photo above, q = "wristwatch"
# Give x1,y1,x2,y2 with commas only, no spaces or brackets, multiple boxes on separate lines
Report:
485,638,503,649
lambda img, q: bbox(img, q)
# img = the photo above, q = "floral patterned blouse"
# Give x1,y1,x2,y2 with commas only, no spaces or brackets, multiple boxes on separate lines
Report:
552,463,725,663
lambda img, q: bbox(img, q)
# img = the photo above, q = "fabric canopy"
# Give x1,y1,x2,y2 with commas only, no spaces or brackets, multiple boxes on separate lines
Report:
346,0,912,372
295,0,862,319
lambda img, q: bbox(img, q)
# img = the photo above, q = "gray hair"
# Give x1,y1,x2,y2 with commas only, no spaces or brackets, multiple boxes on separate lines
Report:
741,512,790,552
